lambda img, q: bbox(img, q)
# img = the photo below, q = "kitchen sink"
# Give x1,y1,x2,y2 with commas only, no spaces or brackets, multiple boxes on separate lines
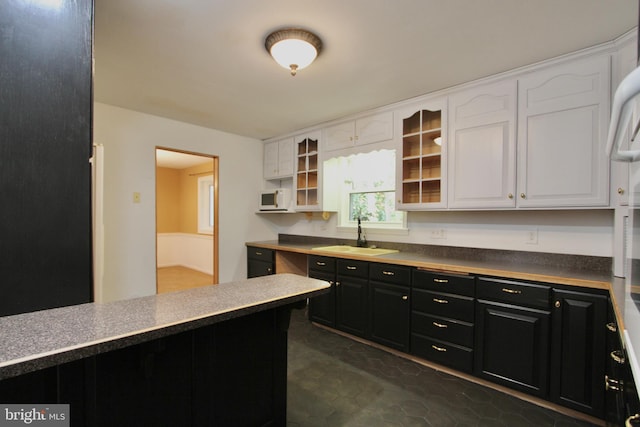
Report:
311,245,399,256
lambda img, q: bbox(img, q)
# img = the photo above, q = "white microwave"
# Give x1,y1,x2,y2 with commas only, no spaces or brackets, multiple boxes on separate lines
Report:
259,188,291,211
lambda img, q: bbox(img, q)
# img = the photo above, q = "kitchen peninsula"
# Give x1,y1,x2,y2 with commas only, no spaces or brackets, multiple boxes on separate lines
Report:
0,274,329,426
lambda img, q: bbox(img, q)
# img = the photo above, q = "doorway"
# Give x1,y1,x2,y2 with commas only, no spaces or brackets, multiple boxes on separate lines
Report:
155,148,219,293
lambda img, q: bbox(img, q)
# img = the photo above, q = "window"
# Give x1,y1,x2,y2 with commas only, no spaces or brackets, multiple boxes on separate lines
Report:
334,149,406,230
198,175,214,234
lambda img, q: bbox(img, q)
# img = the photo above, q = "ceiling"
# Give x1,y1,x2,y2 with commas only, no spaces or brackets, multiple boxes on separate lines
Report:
94,0,638,141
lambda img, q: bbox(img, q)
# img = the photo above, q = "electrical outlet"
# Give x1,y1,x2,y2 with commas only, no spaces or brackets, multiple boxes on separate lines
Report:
133,192,141,203
430,228,446,239
526,228,538,245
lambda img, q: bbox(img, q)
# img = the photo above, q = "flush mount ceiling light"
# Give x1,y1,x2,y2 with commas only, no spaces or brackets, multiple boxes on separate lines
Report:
265,28,322,76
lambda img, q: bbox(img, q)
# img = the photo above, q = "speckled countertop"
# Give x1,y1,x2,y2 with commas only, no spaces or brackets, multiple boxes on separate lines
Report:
0,274,329,380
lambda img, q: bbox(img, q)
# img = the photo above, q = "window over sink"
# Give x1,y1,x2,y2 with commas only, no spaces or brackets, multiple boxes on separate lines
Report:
330,149,406,232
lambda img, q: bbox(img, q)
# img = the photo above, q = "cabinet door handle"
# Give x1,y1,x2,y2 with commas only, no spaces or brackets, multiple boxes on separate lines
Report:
607,322,617,332
255,251,262,256
626,414,640,426
383,271,395,276
346,266,357,270
618,187,625,195
520,193,526,199
605,375,623,392
433,278,448,283
501,288,521,294
431,345,447,352
507,193,513,199
433,298,449,304
316,261,326,266
402,295,408,300
611,350,626,365
432,321,448,328
336,281,341,286
267,267,272,273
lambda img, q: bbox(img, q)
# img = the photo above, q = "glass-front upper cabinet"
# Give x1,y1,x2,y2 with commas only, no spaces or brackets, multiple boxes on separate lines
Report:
395,97,447,210
294,131,320,210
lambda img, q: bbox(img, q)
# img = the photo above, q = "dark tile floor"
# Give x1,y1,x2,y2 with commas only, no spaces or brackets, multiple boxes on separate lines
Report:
287,307,598,427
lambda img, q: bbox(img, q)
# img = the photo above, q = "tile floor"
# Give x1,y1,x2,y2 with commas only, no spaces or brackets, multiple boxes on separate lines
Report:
287,307,598,427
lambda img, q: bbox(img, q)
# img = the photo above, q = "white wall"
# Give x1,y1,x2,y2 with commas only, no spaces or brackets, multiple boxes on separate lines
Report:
94,103,278,302
157,233,214,275
265,208,614,257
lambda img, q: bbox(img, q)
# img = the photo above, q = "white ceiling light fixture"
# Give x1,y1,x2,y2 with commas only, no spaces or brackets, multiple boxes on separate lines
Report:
265,28,322,76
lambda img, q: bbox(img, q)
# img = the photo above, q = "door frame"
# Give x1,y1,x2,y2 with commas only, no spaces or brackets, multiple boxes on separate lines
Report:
155,147,219,289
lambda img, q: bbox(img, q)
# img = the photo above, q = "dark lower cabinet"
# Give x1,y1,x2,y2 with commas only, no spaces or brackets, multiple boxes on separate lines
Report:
475,300,550,397
0,307,293,427
336,259,369,338
369,263,411,352
247,246,275,278
308,256,337,327
411,270,475,373
550,288,607,418
474,278,551,397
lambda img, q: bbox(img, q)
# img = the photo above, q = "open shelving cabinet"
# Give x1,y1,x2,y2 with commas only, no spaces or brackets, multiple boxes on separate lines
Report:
295,134,320,209
396,100,447,209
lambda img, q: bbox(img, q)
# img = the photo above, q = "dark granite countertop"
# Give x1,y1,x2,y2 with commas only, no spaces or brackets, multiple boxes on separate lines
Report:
0,274,329,380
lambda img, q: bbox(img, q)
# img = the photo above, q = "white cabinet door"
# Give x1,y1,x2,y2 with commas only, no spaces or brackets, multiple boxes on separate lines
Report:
263,138,294,180
356,111,393,146
324,121,354,152
277,138,294,177
324,112,393,152
263,140,280,180
517,54,610,208
610,35,637,207
448,80,517,209
395,97,447,210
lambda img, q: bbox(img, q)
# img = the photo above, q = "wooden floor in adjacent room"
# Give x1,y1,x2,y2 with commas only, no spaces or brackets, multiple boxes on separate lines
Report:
157,266,214,294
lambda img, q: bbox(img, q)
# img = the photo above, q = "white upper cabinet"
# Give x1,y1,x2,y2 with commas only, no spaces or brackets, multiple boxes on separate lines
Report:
448,80,517,209
395,97,448,210
610,34,637,207
263,138,294,180
324,111,393,152
516,54,611,208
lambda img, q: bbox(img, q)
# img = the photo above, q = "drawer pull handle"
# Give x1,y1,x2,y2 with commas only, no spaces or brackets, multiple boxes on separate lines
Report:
433,298,449,304
611,350,626,365
402,295,408,301
605,375,623,392
606,322,617,332
501,288,521,294
626,414,640,426
316,261,326,266
383,271,395,276
431,345,447,352
347,266,357,270
255,252,262,256
433,278,448,283
433,322,448,328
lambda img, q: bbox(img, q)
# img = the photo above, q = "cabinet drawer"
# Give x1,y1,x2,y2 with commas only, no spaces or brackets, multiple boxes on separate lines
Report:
247,247,274,262
411,312,473,348
477,277,550,309
308,255,336,273
337,259,369,278
412,289,474,323
413,270,475,297
369,263,411,286
411,334,473,373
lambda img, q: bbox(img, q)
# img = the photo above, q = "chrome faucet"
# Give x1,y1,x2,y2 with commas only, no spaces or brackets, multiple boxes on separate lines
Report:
356,217,367,247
